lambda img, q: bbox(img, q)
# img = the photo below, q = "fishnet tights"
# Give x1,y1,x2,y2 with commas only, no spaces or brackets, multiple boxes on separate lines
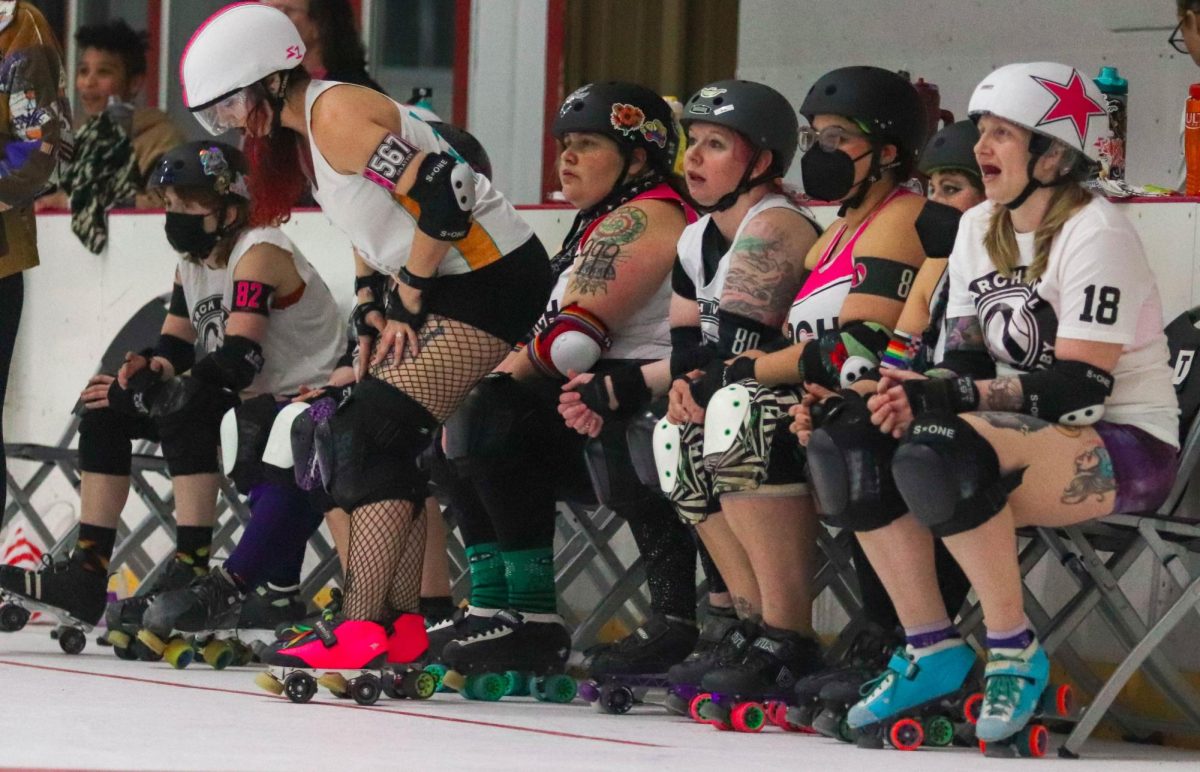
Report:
343,315,509,621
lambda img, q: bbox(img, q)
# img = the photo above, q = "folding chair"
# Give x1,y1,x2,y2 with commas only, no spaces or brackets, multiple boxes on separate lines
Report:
1015,306,1200,757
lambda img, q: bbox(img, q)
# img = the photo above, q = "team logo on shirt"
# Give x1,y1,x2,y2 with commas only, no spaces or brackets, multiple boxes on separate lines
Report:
969,269,1057,370
192,294,227,353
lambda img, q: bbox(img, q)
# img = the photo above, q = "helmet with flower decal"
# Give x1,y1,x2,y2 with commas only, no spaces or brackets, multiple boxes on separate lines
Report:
552,81,679,176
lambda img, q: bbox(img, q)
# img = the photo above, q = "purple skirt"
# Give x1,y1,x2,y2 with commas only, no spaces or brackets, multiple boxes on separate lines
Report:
1093,422,1179,514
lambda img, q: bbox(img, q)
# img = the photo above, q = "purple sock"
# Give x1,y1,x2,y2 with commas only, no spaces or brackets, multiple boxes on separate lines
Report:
224,481,324,588
986,623,1034,650
905,618,960,650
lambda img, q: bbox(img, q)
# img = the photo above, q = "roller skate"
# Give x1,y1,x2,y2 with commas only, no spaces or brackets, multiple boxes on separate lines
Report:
440,609,576,703
662,606,746,716
102,557,206,662
797,623,902,740
313,613,439,702
846,639,981,751
692,625,824,733
0,553,104,654
974,640,1074,758
579,614,698,715
422,605,500,691
254,616,390,705
137,566,257,669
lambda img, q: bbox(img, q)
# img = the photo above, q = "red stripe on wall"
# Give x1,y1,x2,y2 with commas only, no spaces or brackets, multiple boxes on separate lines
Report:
541,0,565,203
145,0,162,108
452,0,471,127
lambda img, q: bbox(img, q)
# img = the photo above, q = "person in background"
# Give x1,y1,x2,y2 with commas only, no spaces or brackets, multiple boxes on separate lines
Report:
0,0,72,522
262,0,384,92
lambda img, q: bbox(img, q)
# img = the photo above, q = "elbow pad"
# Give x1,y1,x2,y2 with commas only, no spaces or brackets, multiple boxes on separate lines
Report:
1019,360,1114,425
717,309,781,357
914,199,962,258
935,349,997,380
191,335,264,392
527,303,611,380
800,320,892,390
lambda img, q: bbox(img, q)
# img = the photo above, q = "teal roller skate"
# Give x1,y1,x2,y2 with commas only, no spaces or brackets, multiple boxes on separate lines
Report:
975,640,1073,758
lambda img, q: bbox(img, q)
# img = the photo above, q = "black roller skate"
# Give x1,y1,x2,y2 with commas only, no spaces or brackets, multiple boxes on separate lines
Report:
102,557,205,661
137,566,254,669
693,625,824,733
422,605,500,691
441,609,577,703
662,607,750,718
796,623,903,740
0,553,105,654
579,614,698,715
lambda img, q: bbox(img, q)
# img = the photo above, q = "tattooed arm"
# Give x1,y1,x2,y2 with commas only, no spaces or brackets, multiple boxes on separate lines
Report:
972,337,1123,412
719,208,816,329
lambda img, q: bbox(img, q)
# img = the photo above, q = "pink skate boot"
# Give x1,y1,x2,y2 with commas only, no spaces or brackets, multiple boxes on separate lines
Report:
254,618,389,705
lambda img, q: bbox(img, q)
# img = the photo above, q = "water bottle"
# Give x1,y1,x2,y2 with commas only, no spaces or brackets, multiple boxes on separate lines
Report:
1186,84,1200,195
1094,66,1127,182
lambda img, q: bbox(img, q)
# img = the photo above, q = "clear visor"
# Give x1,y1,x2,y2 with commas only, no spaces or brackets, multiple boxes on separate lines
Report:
190,88,257,136
797,123,870,153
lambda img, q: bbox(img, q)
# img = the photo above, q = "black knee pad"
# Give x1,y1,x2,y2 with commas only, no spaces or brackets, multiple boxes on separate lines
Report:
805,391,907,532
78,407,156,475
219,394,278,494
324,377,437,511
584,418,657,509
442,373,539,462
893,413,1026,538
625,411,662,491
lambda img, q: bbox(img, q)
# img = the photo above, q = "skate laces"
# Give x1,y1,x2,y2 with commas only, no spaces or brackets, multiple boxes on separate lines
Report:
982,672,1020,720
859,649,911,701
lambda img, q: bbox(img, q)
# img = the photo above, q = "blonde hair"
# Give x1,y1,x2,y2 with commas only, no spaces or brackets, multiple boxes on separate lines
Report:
983,181,1091,282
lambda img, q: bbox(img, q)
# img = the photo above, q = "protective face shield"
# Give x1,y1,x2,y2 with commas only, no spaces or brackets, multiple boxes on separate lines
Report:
191,87,262,136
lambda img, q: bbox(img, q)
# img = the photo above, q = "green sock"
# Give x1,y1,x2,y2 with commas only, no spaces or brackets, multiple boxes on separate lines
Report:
502,547,557,614
465,542,507,609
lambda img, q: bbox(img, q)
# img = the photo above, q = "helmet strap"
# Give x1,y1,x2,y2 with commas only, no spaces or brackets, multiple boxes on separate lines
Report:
262,70,293,137
697,148,770,215
1003,135,1061,211
838,146,883,216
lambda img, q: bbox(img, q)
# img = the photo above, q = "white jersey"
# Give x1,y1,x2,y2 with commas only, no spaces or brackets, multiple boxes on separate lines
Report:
948,197,1178,446
177,227,345,397
675,193,805,351
303,80,534,277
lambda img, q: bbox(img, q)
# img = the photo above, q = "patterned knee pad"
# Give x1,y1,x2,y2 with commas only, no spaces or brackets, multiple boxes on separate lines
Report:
652,418,713,525
701,380,799,497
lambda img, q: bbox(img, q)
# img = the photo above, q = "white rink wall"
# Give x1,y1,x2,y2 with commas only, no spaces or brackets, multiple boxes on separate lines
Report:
6,201,1200,667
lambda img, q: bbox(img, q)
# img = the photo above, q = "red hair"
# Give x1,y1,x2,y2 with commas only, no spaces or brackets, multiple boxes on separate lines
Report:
242,100,308,226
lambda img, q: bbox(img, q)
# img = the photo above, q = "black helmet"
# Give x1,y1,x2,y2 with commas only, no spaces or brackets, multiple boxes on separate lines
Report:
918,119,981,180
147,141,249,201
800,66,928,174
430,122,493,181
552,81,678,174
682,79,799,176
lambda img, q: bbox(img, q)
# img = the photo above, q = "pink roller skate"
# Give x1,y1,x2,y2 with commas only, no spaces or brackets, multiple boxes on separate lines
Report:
254,617,390,705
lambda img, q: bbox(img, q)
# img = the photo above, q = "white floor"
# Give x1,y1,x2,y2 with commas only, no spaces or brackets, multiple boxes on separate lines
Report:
1,627,1198,771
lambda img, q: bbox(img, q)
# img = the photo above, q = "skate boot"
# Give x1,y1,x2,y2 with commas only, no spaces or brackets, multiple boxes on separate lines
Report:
422,605,500,691
255,616,391,705
103,557,206,661
137,566,246,669
273,587,340,641
663,607,749,717
0,552,105,654
976,640,1071,758
441,609,576,703
799,623,902,740
847,639,979,751
579,614,699,715
317,612,438,701
695,625,824,732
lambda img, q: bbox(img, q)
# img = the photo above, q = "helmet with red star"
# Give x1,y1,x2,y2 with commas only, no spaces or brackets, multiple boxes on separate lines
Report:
968,62,1107,163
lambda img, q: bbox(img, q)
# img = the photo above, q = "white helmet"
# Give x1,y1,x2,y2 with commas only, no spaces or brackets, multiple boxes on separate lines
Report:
180,3,304,132
968,62,1107,162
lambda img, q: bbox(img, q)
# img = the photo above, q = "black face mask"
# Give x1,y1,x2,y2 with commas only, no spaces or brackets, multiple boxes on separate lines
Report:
165,211,220,259
800,146,872,202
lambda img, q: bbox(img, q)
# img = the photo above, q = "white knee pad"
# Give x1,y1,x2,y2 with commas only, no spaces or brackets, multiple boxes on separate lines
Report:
219,407,239,477
702,383,752,461
262,402,312,470
652,418,683,495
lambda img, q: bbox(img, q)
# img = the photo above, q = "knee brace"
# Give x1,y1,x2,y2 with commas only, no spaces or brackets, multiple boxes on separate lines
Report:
288,395,340,491
78,408,150,476
625,412,662,491
324,377,437,510
219,394,279,494
892,413,1026,537
583,422,654,509
805,391,907,531
442,373,538,462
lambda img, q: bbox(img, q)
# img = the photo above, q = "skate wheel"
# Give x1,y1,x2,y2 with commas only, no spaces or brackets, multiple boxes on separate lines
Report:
531,673,577,704
318,672,350,696
1042,684,1073,718
1018,724,1049,758
0,603,30,632
441,669,467,694
689,692,712,723
107,629,131,650
255,671,285,695
465,672,507,701
505,670,530,697
57,626,87,655
924,714,956,748
730,702,766,733
400,668,437,700
836,715,856,744
598,683,634,715
698,699,731,730
135,629,168,657
201,639,234,671
424,663,449,692
163,638,194,669
963,692,984,725
112,641,138,661
231,640,256,667
578,680,601,703
663,690,691,717
283,671,317,703
888,717,924,751
350,674,382,706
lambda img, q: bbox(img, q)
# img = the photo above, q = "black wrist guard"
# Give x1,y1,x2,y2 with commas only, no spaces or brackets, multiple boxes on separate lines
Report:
352,300,383,338
579,367,650,419
386,285,428,330
399,265,437,292
902,376,979,417
106,367,164,417
689,357,756,408
152,335,196,375
354,272,388,300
